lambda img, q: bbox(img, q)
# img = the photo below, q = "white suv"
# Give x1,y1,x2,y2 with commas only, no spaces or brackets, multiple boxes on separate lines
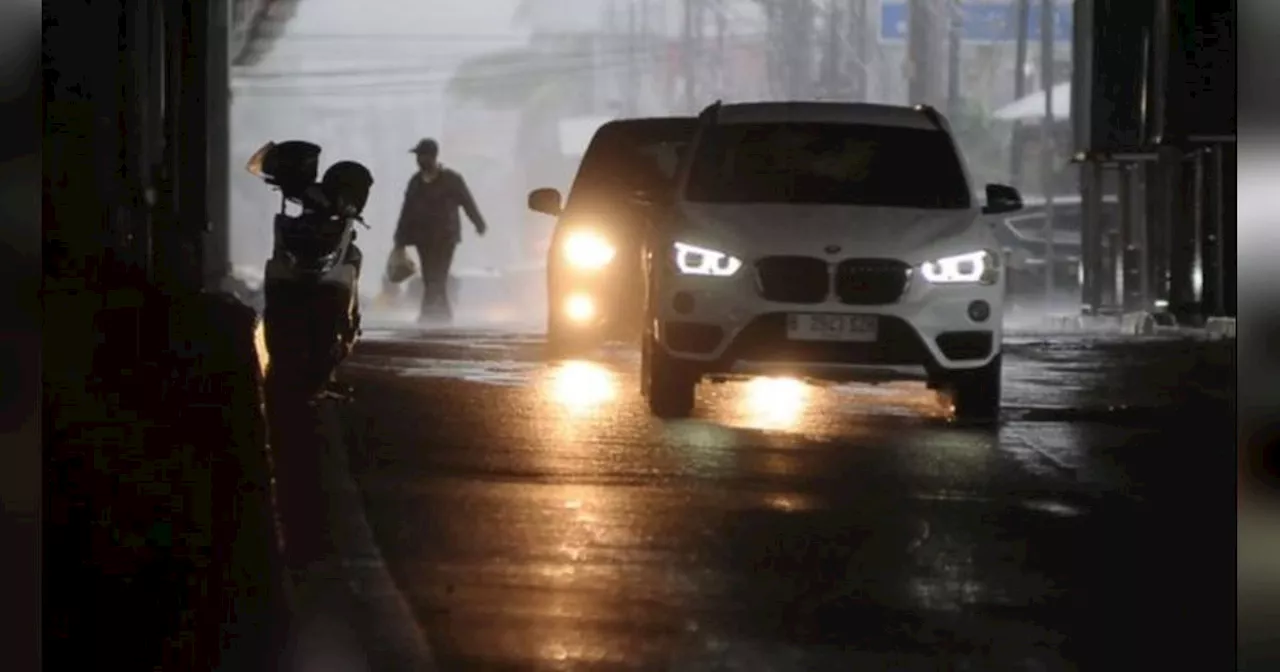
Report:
638,101,1024,423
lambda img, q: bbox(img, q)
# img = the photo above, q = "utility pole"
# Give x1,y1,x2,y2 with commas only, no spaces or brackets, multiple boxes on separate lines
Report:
1011,0,1030,187
821,0,843,99
907,0,944,107
849,0,869,101
626,0,638,115
794,0,816,99
713,0,727,99
639,0,651,114
683,0,696,111
1039,0,1056,304
946,0,961,117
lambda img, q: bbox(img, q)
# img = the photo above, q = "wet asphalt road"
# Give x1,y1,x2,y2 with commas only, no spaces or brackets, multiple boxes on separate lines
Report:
333,326,1234,671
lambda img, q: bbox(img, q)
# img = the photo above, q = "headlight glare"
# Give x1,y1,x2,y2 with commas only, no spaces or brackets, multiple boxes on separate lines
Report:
673,242,743,277
921,250,999,285
564,294,596,322
562,230,616,269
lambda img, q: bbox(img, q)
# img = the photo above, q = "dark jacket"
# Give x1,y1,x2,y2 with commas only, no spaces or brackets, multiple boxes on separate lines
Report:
393,167,485,247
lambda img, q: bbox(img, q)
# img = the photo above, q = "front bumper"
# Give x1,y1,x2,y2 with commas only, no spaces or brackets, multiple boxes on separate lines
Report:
548,258,643,338
653,267,1004,379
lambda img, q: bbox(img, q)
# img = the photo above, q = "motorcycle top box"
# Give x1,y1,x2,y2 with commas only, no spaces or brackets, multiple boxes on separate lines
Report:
246,141,373,399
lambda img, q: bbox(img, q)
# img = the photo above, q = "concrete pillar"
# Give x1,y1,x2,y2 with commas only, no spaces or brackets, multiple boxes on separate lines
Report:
1134,164,1150,310
1116,163,1146,311
1168,148,1202,324
1079,160,1104,314
154,0,210,296
206,0,231,290
1146,146,1181,309
1204,143,1227,317
908,0,947,107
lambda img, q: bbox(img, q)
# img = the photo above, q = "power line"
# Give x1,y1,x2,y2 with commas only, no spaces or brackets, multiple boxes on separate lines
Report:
230,33,773,94
233,30,771,82
232,48,654,92
232,42,669,81
274,32,541,41
231,50,647,98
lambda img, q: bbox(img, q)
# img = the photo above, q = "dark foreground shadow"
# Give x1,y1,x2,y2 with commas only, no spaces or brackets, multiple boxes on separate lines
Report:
45,293,288,671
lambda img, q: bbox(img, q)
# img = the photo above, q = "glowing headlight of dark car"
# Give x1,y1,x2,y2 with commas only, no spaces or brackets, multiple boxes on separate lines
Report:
562,230,616,270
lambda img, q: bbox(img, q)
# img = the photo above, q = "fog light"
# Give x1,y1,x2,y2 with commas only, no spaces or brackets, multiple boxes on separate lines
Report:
967,300,991,322
672,291,695,314
564,294,595,322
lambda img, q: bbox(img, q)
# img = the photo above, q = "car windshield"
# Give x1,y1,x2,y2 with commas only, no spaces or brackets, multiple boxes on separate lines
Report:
684,122,972,209
565,121,693,211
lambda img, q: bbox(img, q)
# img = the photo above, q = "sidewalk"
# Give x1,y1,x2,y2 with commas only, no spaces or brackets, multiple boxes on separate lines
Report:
44,292,287,671
269,393,436,671
1005,308,1237,339
46,290,437,670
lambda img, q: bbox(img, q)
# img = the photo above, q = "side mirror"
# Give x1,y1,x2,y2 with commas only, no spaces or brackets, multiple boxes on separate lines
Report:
527,187,562,216
247,140,321,195
982,183,1023,215
245,142,275,178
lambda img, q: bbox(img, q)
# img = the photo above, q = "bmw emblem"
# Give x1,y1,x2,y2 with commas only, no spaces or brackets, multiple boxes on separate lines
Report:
824,244,842,255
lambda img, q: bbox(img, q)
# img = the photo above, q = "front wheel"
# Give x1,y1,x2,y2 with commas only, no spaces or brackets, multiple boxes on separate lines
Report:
641,335,697,418
943,354,1002,425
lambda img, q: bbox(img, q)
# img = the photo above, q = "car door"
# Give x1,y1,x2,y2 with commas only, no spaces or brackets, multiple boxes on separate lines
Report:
557,116,697,307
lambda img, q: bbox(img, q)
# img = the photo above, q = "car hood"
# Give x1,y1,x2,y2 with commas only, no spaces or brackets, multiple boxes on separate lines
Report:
672,202,993,263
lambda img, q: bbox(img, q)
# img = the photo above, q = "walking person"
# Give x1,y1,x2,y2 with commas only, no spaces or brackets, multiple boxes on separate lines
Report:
391,138,487,324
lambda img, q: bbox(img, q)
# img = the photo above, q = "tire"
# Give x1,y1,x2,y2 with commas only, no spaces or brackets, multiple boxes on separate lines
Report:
641,334,697,418
946,353,1002,425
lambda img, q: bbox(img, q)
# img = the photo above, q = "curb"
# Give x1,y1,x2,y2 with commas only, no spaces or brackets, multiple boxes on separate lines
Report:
1029,311,1232,339
269,394,436,669
1038,313,1123,333
1120,311,1157,336
1205,316,1237,340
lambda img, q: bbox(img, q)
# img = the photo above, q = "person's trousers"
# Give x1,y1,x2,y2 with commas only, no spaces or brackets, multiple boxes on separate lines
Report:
413,242,456,324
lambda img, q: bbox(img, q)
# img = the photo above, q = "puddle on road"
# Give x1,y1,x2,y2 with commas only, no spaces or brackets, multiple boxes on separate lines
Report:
351,329,1217,430
1002,403,1196,424
1020,499,1087,518
362,328,542,346
345,356,538,387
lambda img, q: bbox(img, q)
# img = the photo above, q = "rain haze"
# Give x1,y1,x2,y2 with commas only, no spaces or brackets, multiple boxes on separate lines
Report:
35,0,1240,670
231,0,1073,329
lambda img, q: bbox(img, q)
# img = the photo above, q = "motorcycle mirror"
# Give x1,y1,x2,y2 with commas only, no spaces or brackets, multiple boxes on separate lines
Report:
250,141,322,194
245,142,275,178
322,161,374,217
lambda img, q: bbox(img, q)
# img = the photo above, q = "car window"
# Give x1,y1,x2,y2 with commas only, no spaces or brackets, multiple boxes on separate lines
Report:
564,120,695,212
684,122,972,209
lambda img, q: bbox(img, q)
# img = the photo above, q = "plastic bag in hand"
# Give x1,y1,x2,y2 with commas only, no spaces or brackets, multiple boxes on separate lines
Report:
385,246,417,284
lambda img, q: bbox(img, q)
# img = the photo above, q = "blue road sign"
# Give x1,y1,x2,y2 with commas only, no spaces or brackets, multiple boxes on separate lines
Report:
880,2,1073,43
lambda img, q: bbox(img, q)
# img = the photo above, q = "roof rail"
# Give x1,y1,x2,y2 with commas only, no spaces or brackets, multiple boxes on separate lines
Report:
698,99,723,125
912,103,944,130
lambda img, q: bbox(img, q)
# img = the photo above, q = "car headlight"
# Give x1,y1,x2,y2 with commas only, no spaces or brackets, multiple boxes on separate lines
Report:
920,250,999,285
562,230,616,270
673,241,743,277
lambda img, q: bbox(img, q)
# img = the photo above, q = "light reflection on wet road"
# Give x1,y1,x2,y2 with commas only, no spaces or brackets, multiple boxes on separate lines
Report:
338,329,1233,670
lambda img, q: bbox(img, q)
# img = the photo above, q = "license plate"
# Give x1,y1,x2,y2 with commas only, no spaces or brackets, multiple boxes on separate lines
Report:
786,313,878,342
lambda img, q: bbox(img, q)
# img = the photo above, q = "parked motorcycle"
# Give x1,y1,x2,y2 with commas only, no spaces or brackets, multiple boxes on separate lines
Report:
246,140,373,398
